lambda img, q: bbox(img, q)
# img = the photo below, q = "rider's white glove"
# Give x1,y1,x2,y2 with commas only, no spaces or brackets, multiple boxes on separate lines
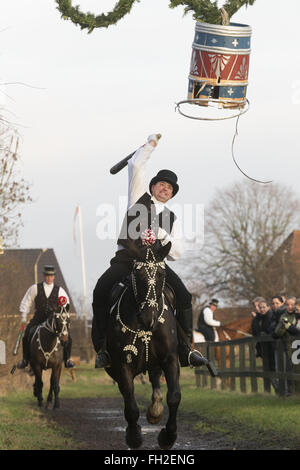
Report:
157,228,172,244
147,134,161,146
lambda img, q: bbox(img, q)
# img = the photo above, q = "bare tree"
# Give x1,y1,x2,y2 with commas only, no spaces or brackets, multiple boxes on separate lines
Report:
180,180,300,304
0,125,32,246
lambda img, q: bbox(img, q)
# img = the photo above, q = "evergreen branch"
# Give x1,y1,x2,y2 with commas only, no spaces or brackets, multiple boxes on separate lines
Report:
223,0,257,20
169,1,221,24
55,0,140,32
55,0,257,30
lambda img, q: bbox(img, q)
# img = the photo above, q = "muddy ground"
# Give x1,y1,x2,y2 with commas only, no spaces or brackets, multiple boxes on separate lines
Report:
43,396,289,451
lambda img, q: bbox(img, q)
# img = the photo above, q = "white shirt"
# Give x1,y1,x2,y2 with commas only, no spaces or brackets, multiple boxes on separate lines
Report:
117,143,184,261
203,306,221,327
19,282,69,323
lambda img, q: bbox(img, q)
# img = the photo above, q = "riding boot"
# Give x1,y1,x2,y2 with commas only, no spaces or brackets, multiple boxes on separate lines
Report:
94,334,111,368
63,336,75,368
176,307,209,368
17,334,30,369
92,306,111,368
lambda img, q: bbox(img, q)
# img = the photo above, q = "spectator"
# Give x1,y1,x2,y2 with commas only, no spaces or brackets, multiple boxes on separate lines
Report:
251,300,277,392
270,295,286,333
272,296,300,397
295,298,300,314
251,300,273,340
274,297,300,338
251,296,265,319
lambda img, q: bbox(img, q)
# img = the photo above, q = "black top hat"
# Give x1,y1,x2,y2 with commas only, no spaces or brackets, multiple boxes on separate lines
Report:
149,169,179,197
209,298,219,307
43,265,56,275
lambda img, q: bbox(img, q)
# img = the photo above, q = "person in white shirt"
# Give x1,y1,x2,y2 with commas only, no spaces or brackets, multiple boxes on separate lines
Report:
92,134,206,369
17,265,74,369
196,299,221,341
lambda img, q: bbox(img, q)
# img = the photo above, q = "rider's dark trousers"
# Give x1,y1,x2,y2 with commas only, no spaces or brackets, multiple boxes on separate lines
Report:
22,318,40,361
196,325,215,342
91,260,192,352
63,335,72,362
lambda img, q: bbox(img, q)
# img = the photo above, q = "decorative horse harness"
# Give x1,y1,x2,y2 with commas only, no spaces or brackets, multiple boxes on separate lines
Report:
31,306,70,368
115,248,169,364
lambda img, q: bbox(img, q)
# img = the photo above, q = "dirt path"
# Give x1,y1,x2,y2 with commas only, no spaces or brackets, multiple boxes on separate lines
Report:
44,396,253,450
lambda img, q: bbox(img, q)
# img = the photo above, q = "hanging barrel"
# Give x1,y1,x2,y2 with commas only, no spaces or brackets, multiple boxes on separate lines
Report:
188,22,252,109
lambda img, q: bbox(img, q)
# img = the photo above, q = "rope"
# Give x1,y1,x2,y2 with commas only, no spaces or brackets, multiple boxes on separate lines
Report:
231,111,273,184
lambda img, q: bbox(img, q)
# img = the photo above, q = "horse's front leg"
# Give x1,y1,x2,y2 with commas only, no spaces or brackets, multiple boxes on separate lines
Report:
147,367,164,424
31,363,43,407
118,367,142,449
46,382,53,409
51,364,62,409
158,356,181,450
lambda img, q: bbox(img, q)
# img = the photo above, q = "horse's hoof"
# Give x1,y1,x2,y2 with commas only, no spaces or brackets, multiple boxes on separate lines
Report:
37,401,43,408
158,428,177,450
146,404,163,425
126,425,143,449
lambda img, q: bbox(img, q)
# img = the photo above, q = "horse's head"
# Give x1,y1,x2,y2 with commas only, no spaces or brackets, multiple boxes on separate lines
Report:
51,299,71,344
126,239,172,330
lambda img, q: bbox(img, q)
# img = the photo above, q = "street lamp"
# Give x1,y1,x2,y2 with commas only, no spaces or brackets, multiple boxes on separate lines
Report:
34,248,48,284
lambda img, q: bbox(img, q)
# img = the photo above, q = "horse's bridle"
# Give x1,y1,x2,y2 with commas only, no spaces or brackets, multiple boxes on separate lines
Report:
42,307,70,338
32,307,70,368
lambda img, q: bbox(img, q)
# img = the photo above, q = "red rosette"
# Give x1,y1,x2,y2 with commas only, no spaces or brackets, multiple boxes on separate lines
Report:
58,296,68,307
141,229,156,246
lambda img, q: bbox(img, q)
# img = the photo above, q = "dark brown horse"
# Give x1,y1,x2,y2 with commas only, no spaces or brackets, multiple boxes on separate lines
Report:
104,240,181,450
29,304,71,409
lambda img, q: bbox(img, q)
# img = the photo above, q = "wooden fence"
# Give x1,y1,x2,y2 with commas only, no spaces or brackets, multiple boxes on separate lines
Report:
194,334,300,397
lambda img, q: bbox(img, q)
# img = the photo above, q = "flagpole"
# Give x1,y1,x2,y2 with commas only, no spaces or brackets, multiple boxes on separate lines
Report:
77,205,87,321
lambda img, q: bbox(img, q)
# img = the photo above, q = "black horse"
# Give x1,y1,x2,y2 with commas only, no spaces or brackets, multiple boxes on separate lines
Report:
29,303,71,409
104,240,181,449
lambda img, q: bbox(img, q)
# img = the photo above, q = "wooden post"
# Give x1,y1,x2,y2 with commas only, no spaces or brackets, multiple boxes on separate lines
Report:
249,341,258,393
239,343,246,393
276,339,285,397
202,343,208,388
208,344,217,390
230,344,236,392
220,344,226,390
261,338,271,393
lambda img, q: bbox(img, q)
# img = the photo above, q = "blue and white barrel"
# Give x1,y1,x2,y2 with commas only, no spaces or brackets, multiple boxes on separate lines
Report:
188,22,252,108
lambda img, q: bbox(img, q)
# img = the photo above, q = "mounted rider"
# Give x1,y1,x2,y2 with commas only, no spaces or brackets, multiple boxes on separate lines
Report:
92,134,206,369
196,298,221,341
17,265,74,369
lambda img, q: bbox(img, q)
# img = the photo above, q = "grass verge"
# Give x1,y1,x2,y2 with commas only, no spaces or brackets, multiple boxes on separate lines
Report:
1,364,300,449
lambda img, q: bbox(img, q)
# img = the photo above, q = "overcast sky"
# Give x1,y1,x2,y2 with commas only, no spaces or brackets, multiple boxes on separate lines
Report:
1,0,300,314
